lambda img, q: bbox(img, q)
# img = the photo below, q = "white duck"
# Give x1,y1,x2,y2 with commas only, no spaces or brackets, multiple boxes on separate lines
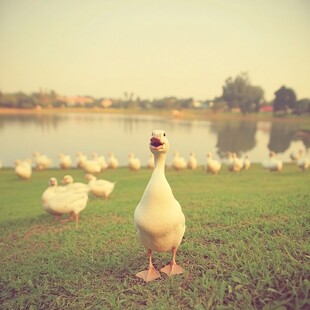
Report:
82,159,101,174
33,152,52,170
128,152,141,171
262,151,283,172
107,153,119,169
41,177,66,220
172,151,187,171
187,152,198,170
85,174,116,200
76,152,87,169
92,152,108,171
134,130,185,282
205,152,221,175
290,149,303,162
61,175,89,194
296,155,310,172
147,153,155,169
58,153,72,170
242,155,251,170
15,159,32,180
42,177,88,228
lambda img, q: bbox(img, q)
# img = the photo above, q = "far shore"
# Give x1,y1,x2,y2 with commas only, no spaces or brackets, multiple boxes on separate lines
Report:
0,107,309,127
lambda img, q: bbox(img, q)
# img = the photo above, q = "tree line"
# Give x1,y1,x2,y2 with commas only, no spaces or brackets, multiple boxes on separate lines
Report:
0,73,309,115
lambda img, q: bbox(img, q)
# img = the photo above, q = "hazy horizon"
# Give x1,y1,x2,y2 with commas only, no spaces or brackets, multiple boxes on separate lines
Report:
1,0,309,101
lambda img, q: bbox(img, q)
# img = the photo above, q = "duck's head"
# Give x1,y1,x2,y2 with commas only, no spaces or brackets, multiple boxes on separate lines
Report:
149,130,169,154
62,175,73,185
49,177,58,187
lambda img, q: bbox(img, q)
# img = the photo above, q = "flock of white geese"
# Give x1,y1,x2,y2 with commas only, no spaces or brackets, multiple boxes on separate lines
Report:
1,131,310,282
4,146,310,182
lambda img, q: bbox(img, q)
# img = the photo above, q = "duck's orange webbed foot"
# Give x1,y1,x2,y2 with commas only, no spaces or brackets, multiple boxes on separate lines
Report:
136,267,161,282
160,247,184,276
136,250,161,282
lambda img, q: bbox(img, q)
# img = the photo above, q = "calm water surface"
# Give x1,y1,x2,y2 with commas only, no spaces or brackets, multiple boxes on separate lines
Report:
0,112,308,167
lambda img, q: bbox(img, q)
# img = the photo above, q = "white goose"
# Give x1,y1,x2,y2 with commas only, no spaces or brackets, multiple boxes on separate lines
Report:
61,175,89,194
134,130,185,282
15,159,32,180
82,159,101,174
205,152,221,175
107,153,119,169
172,151,187,171
296,155,310,172
58,153,72,170
33,152,52,170
85,174,116,200
42,177,88,228
187,152,198,170
147,153,155,169
262,151,283,172
290,149,303,162
242,155,251,170
92,152,108,171
128,152,141,171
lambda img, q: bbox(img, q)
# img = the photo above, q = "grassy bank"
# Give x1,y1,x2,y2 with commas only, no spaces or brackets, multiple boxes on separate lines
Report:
0,165,309,309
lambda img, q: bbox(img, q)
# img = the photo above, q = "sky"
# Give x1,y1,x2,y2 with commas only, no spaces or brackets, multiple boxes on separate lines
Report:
0,0,309,101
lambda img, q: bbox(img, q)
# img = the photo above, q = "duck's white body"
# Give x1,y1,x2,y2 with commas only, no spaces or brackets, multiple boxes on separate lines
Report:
297,156,310,172
187,152,198,170
42,177,88,228
107,153,119,169
76,152,87,169
205,153,221,175
172,151,187,170
262,152,283,172
59,153,72,169
15,159,32,180
134,130,185,282
290,149,303,162
33,152,52,170
82,160,101,174
147,153,155,169
85,174,115,199
61,175,89,194
92,153,108,171
242,155,251,170
128,153,141,171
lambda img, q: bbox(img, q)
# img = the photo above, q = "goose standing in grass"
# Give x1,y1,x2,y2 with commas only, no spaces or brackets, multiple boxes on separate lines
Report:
242,155,251,170
290,149,303,162
107,153,119,169
147,153,155,169
134,130,185,282
58,153,72,169
296,155,310,172
262,151,283,172
187,152,198,170
42,177,88,228
128,152,141,171
61,175,89,194
172,151,187,171
85,174,116,199
33,152,52,170
205,152,221,175
15,159,32,180
82,159,101,174
76,152,87,169
91,152,108,171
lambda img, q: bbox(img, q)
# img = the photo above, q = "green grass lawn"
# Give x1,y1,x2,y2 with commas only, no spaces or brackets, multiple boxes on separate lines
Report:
0,164,309,309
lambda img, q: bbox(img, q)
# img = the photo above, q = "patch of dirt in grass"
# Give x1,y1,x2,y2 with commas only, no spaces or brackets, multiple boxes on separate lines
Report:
23,223,71,240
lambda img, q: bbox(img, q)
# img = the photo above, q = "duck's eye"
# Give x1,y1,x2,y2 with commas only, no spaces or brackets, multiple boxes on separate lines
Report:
163,133,166,136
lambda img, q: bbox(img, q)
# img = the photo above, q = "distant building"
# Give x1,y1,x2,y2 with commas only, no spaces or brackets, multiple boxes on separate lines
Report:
100,98,113,108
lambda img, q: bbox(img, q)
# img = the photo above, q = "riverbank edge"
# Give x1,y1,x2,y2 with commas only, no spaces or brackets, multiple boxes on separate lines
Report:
1,107,309,127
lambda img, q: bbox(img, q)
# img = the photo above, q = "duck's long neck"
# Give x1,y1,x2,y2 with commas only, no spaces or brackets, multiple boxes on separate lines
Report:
153,153,166,176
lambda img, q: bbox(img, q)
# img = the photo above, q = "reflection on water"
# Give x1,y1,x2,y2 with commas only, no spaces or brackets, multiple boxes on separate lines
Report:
0,112,308,167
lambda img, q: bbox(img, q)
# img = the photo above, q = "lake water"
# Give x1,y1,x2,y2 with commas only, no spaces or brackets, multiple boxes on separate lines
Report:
0,112,308,167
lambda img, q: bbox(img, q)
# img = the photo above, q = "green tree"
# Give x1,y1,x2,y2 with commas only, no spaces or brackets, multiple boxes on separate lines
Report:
273,86,297,115
221,73,264,114
294,98,310,115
